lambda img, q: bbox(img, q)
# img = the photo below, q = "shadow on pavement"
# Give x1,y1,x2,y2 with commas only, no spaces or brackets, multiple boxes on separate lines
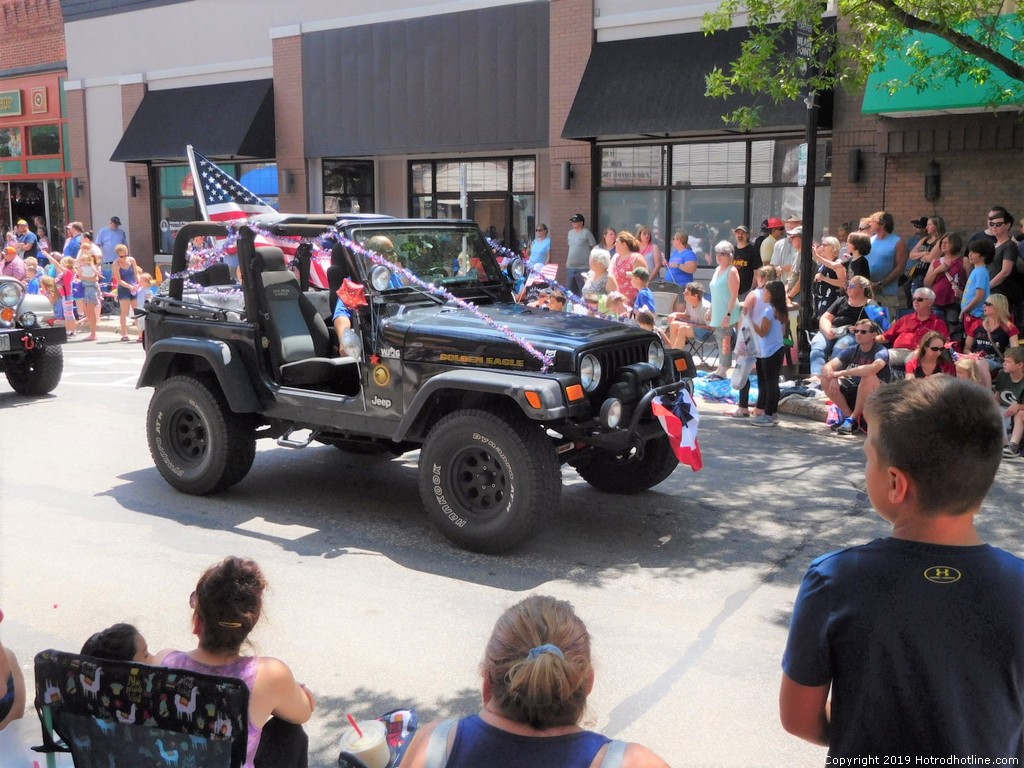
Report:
102,415,884,592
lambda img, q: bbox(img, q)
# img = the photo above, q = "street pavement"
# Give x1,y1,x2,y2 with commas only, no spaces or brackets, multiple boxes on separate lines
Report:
1,341,1022,767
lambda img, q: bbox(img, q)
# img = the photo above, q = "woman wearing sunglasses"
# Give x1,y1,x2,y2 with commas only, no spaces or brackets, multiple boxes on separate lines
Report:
964,293,1020,390
905,331,955,378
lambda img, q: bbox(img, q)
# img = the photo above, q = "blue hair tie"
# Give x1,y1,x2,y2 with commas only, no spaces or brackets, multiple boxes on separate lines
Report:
527,643,564,660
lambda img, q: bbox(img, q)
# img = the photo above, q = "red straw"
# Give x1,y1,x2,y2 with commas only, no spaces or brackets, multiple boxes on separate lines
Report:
347,714,364,739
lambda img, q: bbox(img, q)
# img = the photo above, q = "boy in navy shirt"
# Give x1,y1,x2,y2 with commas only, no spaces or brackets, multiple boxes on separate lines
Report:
781,376,1024,761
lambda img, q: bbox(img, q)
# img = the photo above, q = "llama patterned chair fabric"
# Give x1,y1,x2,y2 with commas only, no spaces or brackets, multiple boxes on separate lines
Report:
34,649,249,768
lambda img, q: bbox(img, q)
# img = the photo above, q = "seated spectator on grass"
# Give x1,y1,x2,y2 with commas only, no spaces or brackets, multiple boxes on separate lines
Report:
808,276,875,385
822,319,891,435
965,293,1019,390
82,623,156,663
400,595,670,768
666,282,713,350
156,557,315,768
880,286,949,368
0,607,25,732
905,331,955,378
631,266,655,313
995,347,1024,459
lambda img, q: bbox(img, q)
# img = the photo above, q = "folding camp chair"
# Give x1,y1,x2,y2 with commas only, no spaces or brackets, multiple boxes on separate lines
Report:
686,326,720,368
34,648,249,768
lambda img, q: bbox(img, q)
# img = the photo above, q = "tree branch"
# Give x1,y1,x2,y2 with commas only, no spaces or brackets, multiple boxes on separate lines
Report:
869,0,1024,82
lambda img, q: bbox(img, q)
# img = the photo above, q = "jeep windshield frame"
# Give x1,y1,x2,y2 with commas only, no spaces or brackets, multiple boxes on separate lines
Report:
342,221,508,294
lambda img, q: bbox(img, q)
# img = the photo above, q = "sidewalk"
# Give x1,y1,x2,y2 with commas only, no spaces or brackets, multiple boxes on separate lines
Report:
65,313,141,342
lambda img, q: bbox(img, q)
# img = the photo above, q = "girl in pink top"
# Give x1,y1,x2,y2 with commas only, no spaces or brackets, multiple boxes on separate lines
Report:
156,557,315,768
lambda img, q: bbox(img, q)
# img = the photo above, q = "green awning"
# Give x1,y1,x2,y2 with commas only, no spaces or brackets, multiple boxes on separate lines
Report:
862,18,1024,116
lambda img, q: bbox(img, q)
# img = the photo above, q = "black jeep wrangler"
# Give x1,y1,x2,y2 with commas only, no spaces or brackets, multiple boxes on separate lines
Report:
0,273,66,395
137,217,694,552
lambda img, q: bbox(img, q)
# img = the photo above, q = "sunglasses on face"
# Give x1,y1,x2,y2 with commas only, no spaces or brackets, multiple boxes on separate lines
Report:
989,220,1007,227
984,301,994,306
912,297,930,302
928,346,945,352
853,329,874,335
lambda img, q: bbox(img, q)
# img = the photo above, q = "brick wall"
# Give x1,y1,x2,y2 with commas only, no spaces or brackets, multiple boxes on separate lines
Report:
273,34,308,212
0,0,65,71
832,83,1024,240
548,0,594,269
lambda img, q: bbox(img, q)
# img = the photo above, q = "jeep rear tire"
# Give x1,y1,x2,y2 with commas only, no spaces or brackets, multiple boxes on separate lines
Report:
147,374,256,495
418,409,560,553
575,434,678,494
5,345,63,396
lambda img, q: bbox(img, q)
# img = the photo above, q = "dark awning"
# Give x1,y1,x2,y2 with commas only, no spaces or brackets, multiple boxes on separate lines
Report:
111,79,275,163
563,28,830,141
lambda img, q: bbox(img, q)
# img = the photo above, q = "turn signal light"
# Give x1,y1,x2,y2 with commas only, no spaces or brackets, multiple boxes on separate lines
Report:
0,307,14,323
565,384,585,402
675,357,690,374
525,391,543,409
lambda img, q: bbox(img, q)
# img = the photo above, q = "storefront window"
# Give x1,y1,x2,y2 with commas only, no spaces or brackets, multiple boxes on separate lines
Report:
324,160,374,214
410,157,536,252
28,125,60,156
598,137,832,262
0,127,22,157
157,166,199,254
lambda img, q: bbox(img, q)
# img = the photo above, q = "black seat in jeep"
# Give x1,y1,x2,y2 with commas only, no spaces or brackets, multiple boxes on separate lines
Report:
255,245,359,392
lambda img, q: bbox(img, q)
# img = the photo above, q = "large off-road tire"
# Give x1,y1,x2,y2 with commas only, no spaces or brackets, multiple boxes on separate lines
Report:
5,345,63,396
574,434,678,494
147,374,256,495
418,409,560,553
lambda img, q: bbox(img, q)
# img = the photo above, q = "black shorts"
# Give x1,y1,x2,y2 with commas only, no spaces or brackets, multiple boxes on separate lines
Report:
839,377,860,405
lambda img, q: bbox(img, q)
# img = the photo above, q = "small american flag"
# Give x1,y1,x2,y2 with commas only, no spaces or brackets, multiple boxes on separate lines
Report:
525,263,559,286
186,146,329,288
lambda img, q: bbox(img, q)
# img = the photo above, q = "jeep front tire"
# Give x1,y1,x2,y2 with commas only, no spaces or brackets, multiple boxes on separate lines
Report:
146,374,256,495
418,409,560,553
574,434,679,494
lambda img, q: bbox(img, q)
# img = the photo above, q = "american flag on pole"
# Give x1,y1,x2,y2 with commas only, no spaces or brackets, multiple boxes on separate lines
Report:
186,146,330,288
525,263,559,286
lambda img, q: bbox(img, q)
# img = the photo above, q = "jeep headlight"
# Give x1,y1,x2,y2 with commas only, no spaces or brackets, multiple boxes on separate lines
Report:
648,340,665,370
580,353,602,392
0,281,22,308
18,311,38,328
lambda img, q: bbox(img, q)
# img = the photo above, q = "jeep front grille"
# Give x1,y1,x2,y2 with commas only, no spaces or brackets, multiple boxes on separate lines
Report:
584,341,650,399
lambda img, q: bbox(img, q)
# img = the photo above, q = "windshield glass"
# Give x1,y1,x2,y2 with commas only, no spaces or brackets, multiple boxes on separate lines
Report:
350,226,504,289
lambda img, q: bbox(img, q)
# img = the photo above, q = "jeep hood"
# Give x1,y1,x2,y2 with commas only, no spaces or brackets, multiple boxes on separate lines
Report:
382,303,654,371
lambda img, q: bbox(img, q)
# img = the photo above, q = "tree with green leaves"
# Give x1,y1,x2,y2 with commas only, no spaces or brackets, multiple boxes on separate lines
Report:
703,0,1024,130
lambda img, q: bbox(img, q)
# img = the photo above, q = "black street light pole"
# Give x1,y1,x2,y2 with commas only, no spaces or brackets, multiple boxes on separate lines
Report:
799,89,819,375
796,18,820,375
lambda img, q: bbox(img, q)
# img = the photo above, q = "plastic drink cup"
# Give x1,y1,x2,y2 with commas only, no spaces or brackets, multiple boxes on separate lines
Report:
339,719,390,768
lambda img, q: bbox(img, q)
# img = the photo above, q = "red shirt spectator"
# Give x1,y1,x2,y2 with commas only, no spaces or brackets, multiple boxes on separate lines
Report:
882,289,949,349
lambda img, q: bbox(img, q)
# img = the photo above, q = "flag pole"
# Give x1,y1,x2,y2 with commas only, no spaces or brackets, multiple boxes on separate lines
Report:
186,145,209,221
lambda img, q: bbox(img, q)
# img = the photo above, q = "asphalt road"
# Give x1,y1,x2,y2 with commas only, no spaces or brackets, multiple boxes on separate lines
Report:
2,337,1022,767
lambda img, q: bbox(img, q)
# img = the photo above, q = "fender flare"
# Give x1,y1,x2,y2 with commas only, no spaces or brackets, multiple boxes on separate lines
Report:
136,337,261,413
393,369,577,441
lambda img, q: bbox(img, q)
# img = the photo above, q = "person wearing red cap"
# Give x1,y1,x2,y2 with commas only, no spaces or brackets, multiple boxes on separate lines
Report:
1,244,26,281
761,217,786,266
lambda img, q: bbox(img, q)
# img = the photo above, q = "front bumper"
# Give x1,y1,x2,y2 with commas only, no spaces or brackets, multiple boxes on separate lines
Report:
0,325,67,356
583,377,690,451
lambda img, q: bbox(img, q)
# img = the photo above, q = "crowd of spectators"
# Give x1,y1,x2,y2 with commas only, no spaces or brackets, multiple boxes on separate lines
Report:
0,215,148,341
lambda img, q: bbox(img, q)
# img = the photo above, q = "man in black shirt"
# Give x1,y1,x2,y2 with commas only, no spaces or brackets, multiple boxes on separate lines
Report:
731,225,762,295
